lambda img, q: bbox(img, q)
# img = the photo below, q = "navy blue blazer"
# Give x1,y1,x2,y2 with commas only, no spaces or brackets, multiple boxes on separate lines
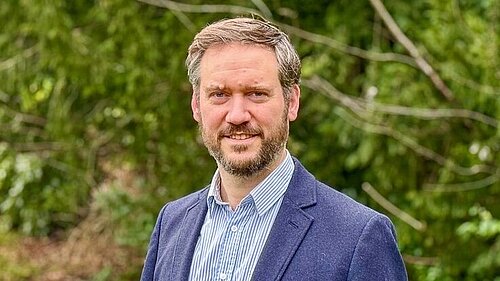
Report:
141,159,408,280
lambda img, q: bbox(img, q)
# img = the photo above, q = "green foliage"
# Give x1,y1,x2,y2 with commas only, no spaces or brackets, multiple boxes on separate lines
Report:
0,143,82,235
456,205,500,279
93,180,157,249
0,0,498,280
1,0,214,236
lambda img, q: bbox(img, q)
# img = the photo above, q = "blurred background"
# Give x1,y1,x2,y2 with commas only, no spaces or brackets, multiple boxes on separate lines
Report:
0,0,498,280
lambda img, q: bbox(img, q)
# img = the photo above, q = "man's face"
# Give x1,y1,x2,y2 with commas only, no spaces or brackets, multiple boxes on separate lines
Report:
191,43,300,177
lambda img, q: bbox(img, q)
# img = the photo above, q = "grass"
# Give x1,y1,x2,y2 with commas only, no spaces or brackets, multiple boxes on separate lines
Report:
0,222,143,281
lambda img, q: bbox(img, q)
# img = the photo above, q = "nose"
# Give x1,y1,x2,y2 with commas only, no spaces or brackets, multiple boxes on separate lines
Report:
225,97,251,125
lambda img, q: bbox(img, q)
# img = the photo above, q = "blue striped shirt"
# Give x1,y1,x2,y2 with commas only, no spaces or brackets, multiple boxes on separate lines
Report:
188,151,295,281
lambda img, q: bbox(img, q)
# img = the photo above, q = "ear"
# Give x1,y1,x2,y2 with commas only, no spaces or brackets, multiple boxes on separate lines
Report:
191,91,201,123
287,84,300,121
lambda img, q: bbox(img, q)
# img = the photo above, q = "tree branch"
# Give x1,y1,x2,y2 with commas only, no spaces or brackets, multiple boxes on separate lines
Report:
368,0,455,101
279,23,417,67
0,104,47,126
0,123,46,138
446,71,500,96
138,0,418,66
303,76,497,176
362,182,426,231
365,103,498,128
423,175,499,192
138,0,260,15
170,9,196,32
303,77,497,177
250,0,273,19
0,45,38,71
9,141,71,152
333,105,496,176
303,76,498,128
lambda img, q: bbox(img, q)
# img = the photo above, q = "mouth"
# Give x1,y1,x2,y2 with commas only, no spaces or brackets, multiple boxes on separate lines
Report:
227,133,256,140
218,125,262,143
220,131,261,146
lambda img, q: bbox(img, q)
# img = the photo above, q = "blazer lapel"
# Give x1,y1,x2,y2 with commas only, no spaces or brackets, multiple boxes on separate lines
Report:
252,159,317,280
170,189,208,281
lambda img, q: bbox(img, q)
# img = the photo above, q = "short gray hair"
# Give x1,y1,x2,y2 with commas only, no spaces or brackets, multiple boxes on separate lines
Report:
186,17,301,100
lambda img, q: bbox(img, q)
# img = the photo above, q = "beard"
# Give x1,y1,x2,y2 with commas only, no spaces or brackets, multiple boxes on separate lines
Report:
199,111,289,178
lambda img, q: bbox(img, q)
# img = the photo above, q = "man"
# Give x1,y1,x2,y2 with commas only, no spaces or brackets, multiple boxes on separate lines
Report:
141,17,407,281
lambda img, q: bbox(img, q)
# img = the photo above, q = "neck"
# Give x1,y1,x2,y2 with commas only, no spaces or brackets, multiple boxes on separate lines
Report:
218,151,286,210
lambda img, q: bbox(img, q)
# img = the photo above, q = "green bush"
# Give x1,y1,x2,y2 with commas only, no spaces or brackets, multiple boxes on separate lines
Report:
0,0,498,280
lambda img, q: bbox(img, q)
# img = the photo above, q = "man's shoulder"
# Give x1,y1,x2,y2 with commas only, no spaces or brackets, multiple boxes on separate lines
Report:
163,186,209,211
302,180,394,242
153,187,209,229
290,158,385,224
291,158,382,217
315,181,380,219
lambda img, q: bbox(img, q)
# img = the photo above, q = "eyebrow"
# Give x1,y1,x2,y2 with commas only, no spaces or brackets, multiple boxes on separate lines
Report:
203,85,227,92
203,84,271,93
243,85,271,92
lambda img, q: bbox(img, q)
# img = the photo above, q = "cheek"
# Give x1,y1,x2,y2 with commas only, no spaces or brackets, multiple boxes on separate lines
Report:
253,112,282,131
200,109,225,130
254,103,286,122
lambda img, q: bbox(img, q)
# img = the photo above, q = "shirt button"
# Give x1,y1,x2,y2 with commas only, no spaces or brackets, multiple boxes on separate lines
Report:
220,272,227,280
231,225,238,232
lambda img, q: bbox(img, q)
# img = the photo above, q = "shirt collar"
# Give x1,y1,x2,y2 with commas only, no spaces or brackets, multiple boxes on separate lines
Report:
206,171,227,216
206,150,295,216
250,151,294,215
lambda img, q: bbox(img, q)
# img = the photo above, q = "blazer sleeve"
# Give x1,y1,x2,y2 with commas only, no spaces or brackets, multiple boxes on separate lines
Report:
347,215,408,281
140,204,168,281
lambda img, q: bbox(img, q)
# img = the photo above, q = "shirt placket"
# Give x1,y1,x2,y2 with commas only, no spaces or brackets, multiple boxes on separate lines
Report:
216,204,250,280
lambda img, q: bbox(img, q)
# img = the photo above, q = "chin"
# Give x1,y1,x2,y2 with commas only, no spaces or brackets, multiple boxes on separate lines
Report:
224,151,259,164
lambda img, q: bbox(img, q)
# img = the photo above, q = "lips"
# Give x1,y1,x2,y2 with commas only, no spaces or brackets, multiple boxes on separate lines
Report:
228,133,255,140
222,132,259,149
219,125,262,140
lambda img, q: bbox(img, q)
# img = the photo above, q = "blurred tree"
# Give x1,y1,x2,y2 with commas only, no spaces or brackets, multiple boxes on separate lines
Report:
0,0,498,280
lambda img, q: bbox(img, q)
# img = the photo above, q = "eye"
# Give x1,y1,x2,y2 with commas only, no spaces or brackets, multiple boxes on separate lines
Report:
208,91,229,104
248,91,269,102
209,91,226,98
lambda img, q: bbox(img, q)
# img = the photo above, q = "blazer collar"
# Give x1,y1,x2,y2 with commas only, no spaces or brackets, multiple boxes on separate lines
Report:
283,157,317,208
251,158,318,280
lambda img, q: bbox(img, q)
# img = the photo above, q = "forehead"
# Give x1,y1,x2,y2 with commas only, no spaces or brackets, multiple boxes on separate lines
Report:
199,43,280,89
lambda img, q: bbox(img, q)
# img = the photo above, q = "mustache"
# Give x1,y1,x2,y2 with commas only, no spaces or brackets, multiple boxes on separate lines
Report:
218,124,262,138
